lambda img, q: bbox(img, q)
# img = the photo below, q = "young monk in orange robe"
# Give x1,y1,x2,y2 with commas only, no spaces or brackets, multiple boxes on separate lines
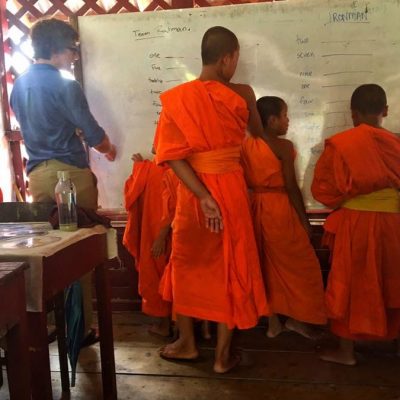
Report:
312,84,400,365
241,97,327,339
154,26,269,373
161,168,213,340
123,153,172,336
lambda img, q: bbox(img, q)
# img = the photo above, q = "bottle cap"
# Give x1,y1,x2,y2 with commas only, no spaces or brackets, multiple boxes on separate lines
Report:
57,170,70,180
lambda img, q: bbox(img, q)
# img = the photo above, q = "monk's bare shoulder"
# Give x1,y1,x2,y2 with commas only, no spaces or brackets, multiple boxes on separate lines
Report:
276,138,294,160
228,83,256,105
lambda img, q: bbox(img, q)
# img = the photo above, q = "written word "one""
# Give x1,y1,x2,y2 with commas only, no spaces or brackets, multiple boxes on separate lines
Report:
149,53,161,59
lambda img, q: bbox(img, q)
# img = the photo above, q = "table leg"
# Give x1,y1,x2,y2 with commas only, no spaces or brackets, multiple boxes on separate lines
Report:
6,275,31,400
54,291,70,392
28,309,53,400
95,261,117,400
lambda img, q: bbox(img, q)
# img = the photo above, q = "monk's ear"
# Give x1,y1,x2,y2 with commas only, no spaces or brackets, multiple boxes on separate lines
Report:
382,105,388,117
268,115,277,127
221,53,230,67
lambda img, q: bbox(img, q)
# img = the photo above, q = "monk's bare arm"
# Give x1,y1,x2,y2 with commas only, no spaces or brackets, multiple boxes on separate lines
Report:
151,224,171,258
231,84,264,137
167,159,223,232
280,141,311,236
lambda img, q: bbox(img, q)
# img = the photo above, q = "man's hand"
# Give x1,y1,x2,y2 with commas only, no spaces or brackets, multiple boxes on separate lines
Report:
199,195,223,233
131,153,144,162
94,135,116,161
105,144,117,161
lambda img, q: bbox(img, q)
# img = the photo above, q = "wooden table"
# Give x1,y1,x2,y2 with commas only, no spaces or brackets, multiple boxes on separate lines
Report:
0,262,31,399
0,229,117,400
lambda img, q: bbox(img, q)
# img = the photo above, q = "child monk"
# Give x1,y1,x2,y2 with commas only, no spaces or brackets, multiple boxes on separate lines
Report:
154,26,269,373
312,84,400,365
123,153,172,336
241,96,327,339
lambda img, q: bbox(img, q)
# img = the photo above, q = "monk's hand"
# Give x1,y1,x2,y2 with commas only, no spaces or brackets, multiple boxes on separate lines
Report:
105,144,117,161
199,194,223,233
151,237,166,258
131,153,144,162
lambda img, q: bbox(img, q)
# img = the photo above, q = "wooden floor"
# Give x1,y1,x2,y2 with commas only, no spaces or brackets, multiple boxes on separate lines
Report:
1,312,400,400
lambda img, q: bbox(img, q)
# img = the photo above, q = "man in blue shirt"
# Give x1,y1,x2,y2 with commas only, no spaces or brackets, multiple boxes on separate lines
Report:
11,17,116,209
10,18,117,345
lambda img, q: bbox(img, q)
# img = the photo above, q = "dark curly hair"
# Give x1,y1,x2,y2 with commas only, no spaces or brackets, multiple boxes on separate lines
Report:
31,18,78,60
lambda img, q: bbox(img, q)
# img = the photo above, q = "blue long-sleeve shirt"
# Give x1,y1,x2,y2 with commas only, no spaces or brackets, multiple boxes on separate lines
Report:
10,64,105,174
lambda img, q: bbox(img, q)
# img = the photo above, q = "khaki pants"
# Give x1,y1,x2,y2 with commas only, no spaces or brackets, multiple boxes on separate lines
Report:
29,159,99,334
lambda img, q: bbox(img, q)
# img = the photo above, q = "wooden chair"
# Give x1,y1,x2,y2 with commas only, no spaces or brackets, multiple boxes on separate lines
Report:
0,262,31,399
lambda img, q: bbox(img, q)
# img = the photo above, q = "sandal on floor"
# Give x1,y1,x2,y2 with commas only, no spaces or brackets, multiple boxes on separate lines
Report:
81,328,100,348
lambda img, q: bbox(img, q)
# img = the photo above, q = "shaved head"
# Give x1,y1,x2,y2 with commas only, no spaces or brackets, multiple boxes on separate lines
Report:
351,84,387,115
201,26,239,65
257,96,286,128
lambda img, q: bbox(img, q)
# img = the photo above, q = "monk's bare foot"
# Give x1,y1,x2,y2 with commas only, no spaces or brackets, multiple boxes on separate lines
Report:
159,338,199,361
201,321,212,340
267,315,285,338
213,350,241,373
285,318,320,340
148,318,171,337
319,347,357,366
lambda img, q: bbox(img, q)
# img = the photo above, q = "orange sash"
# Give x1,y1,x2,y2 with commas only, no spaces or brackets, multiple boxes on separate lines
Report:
187,146,241,174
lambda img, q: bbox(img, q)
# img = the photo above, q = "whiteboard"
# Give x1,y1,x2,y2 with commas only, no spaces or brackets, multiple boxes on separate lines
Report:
78,0,400,210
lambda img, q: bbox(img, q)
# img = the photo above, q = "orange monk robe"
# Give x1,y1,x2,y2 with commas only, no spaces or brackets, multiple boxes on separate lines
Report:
241,137,326,325
161,168,179,226
159,168,180,303
312,124,400,340
123,159,171,317
154,80,269,329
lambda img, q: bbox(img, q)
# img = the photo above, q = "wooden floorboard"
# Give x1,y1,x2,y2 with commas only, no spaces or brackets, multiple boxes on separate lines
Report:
1,312,400,399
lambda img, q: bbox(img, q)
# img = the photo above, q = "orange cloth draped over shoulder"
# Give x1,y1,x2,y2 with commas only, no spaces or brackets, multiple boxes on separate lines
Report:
241,137,326,325
154,79,269,329
312,124,400,340
123,159,171,317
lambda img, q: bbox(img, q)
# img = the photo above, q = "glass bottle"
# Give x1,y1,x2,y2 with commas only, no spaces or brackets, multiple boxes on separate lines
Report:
55,171,78,232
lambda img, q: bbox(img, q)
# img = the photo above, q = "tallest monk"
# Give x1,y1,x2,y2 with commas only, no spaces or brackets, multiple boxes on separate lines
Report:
312,84,400,365
154,26,269,373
